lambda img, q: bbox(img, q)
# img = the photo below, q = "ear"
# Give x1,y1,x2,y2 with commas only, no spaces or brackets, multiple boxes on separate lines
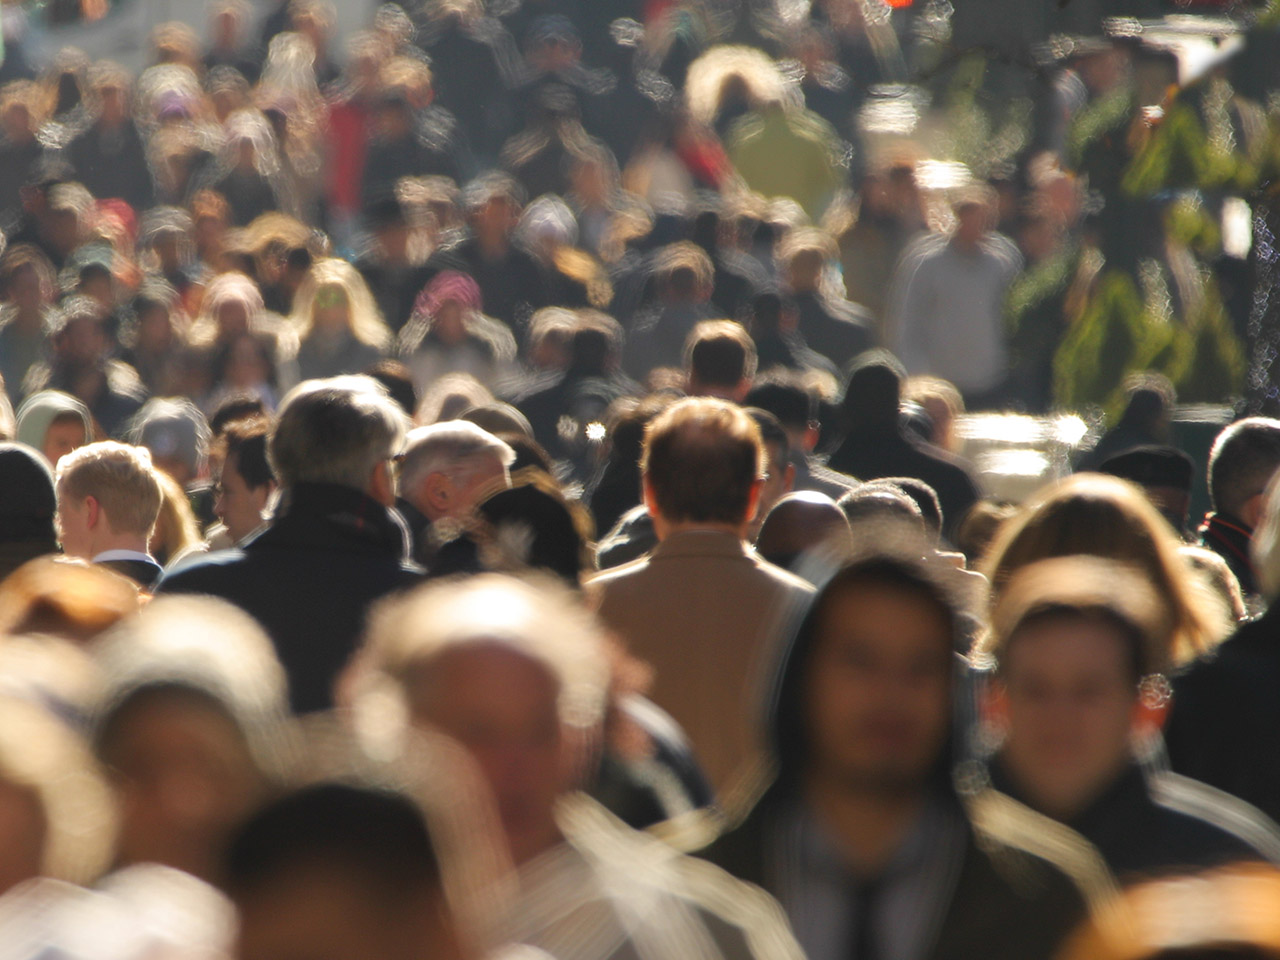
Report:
369,460,396,508
84,495,101,531
423,472,454,515
802,424,820,453
744,476,763,523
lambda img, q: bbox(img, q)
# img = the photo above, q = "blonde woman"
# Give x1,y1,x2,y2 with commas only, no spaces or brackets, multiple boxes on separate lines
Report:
289,258,390,382
980,473,1230,669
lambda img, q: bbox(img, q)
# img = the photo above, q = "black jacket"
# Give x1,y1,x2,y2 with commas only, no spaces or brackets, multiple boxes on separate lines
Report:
158,483,423,713
990,759,1269,882
1166,604,1280,825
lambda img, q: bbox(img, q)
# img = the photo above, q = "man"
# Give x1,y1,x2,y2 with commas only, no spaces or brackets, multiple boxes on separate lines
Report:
685,320,756,403
887,186,1022,406
212,417,276,545
699,548,1097,960
624,242,720,382
55,440,164,588
1197,417,1280,598
396,420,515,571
159,376,422,714
361,573,804,960
745,375,859,500
588,397,815,797
779,228,872,371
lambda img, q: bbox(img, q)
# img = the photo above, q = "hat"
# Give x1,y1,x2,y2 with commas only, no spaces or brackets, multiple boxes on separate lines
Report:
0,443,57,542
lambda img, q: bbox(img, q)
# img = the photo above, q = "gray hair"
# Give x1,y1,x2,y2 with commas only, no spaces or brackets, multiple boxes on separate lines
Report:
399,421,515,495
268,376,408,491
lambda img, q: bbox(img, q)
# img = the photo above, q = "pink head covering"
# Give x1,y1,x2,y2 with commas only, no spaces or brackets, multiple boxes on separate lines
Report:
412,270,482,319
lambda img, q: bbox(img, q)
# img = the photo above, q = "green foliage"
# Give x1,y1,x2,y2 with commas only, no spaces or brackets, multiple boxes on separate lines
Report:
1122,103,1237,197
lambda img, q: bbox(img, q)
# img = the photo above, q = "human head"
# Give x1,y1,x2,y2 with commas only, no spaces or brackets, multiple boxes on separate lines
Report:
903,376,964,453
0,443,58,567
398,422,515,523
127,397,211,487
93,595,290,882
653,241,713,305
1097,445,1194,533
0,556,141,643
685,320,757,401
772,548,964,794
226,782,458,960
951,185,997,248
268,376,408,506
841,351,906,433
291,257,390,350
362,574,609,864
55,442,163,560
1207,417,1280,528
214,417,276,543
15,391,93,467
641,397,765,532
778,227,837,294
756,490,851,573
980,473,1228,667
977,556,1167,821
746,407,794,537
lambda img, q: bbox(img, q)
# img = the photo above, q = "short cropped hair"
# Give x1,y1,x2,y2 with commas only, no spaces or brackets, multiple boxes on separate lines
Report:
1208,417,1280,518
398,421,516,495
56,442,163,537
652,242,713,300
641,397,765,525
268,376,407,490
686,320,757,388
365,573,609,730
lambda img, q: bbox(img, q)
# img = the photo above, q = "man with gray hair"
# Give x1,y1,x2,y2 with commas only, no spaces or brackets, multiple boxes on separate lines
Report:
160,376,423,714
395,420,515,570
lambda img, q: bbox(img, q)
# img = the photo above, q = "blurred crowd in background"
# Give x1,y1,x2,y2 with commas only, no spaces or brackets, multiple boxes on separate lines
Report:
8,0,1280,958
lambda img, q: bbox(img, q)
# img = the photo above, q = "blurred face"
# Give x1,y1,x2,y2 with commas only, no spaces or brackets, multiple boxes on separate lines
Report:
999,614,1138,821
217,300,251,339
226,335,271,387
8,264,44,312
407,644,568,865
44,415,87,466
138,305,174,352
953,203,989,247
804,582,953,795
1,103,33,143
216,451,272,543
236,868,449,960
101,691,264,882
471,197,516,247
312,284,350,333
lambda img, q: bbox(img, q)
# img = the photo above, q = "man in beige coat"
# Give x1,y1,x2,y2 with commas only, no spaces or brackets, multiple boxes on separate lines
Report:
587,397,815,802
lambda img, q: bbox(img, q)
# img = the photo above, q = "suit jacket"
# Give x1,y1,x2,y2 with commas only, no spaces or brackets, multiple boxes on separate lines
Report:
587,530,814,797
97,556,164,591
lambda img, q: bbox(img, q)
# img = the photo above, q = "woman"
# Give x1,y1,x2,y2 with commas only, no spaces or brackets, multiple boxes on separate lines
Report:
288,258,389,381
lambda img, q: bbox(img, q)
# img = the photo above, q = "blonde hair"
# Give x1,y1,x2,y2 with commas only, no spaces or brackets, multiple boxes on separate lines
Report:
56,441,163,539
363,574,610,732
149,469,203,565
0,557,140,643
289,257,391,351
189,271,266,348
980,474,1230,666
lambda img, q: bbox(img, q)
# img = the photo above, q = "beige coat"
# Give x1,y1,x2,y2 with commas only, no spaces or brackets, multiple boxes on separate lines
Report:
588,530,815,800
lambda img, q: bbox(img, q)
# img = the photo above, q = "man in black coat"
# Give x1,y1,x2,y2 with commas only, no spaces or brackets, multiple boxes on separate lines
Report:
65,68,153,213
159,376,422,714
695,547,1095,960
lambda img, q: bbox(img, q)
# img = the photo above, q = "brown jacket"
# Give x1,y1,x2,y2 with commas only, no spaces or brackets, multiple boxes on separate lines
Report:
588,530,814,799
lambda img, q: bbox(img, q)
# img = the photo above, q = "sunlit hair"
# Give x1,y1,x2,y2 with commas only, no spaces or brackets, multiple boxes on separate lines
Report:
684,45,788,126
92,594,294,782
980,474,1230,666
399,421,515,497
0,696,118,888
149,469,203,564
0,556,140,643
190,271,266,347
289,257,391,350
642,397,765,526
362,573,610,732
975,555,1169,679
269,375,407,490
56,441,163,538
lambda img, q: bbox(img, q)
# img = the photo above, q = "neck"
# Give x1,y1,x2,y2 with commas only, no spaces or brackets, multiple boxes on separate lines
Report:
652,515,748,542
91,530,150,558
804,773,928,876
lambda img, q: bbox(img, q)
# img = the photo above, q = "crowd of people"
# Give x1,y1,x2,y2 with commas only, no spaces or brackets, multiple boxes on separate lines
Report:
6,0,1280,957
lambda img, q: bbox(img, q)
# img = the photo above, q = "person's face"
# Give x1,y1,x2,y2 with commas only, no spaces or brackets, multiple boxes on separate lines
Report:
236,868,451,960
101,693,264,881
7,264,43,311
1,103,33,143
138,306,174,352
431,301,467,345
804,582,953,795
226,336,271,387
954,203,988,246
407,644,568,865
312,284,350,333
998,615,1139,820
47,209,82,255
44,416,87,466
216,451,272,543
217,301,251,339
472,197,515,246
54,481,93,559
99,85,127,126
